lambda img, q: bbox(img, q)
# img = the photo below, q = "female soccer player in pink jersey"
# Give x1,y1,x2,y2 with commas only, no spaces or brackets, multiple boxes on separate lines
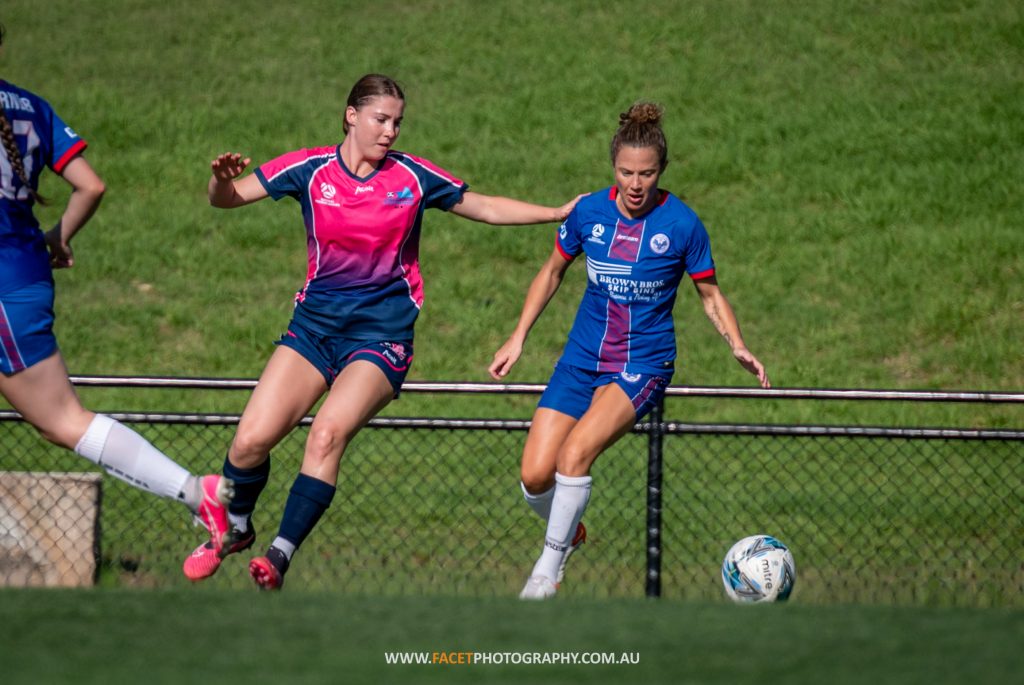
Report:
0,24,232,552
489,102,770,599
183,74,580,590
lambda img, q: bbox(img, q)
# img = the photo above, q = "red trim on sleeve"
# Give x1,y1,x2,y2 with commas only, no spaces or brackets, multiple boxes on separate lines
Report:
52,139,88,174
689,268,715,281
555,238,574,262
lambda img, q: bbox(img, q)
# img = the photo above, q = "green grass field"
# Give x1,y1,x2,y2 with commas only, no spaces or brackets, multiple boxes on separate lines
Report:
2,0,1021,426
1,589,1021,685
2,2,1022,682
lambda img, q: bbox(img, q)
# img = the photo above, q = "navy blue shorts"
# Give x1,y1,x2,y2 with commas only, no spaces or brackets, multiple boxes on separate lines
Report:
537,362,670,421
0,280,58,375
276,319,413,396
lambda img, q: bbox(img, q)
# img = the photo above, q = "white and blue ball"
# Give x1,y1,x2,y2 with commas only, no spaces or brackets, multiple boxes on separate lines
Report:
721,535,796,603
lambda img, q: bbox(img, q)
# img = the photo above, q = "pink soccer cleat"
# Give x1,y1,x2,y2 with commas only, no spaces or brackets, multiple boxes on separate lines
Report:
195,475,234,553
249,555,285,591
182,526,255,581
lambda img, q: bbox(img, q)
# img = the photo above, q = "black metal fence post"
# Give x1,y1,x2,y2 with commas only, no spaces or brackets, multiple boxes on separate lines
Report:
645,397,665,598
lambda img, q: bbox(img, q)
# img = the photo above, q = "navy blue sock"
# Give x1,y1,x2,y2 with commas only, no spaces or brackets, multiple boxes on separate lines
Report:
223,454,271,518
276,473,336,551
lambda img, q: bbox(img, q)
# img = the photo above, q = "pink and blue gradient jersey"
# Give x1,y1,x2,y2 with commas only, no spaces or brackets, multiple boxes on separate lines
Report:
0,80,88,294
555,187,715,376
255,147,467,340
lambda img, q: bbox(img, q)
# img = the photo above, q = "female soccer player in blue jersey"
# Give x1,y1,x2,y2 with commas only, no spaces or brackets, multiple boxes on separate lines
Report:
489,102,771,600
183,74,580,590
0,24,232,553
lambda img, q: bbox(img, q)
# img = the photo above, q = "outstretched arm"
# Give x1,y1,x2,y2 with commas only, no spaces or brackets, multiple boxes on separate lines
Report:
489,247,573,379
45,154,106,269
208,152,269,208
693,276,771,388
450,191,583,225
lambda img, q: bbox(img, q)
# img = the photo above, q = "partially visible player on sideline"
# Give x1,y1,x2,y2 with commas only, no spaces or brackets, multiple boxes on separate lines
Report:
0,24,232,552
183,73,581,590
489,102,770,600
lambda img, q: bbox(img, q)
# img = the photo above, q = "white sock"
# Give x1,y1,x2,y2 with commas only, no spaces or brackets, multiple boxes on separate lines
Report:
521,481,554,521
74,414,191,502
229,512,250,532
531,472,591,581
271,536,296,561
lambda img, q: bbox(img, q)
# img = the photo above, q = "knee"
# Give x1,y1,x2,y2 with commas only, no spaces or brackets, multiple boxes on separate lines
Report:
39,408,94,451
520,464,555,494
305,424,350,465
230,428,275,469
556,441,595,478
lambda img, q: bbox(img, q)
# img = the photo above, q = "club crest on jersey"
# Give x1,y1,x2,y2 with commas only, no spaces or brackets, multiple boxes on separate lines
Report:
588,223,606,244
650,233,670,254
620,372,642,383
384,186,416,207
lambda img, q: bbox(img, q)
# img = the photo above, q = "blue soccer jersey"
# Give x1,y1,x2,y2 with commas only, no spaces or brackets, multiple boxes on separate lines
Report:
555,187,715,376
255,147,467,341
0,80,87,293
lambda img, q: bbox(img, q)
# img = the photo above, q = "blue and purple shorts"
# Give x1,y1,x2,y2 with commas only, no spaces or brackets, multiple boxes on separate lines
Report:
537,362,669,421
0,280,58,375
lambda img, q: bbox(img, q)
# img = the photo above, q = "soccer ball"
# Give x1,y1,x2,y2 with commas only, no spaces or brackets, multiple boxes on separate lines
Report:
721,535,796,603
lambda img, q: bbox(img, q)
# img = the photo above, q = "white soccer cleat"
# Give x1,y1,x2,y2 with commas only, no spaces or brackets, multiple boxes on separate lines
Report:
519,575,557,601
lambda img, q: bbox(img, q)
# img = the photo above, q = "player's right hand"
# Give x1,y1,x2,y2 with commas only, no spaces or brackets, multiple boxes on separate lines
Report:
210,152,251,181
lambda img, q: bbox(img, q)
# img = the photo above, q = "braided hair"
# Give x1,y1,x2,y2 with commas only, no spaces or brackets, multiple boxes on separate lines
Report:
0,23,45,204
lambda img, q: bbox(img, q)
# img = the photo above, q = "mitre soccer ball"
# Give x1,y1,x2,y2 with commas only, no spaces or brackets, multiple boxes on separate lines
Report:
721,535,796,603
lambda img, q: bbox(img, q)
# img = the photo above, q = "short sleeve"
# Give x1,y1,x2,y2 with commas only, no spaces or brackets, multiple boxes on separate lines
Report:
41,100,87,174
411,156,468,211
555,205,583,260
255,149,312,201
684,216,715,279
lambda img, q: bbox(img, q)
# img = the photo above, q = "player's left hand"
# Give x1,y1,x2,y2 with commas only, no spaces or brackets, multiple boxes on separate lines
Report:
45,225,74,269
555,193,588,221
733,347,770,388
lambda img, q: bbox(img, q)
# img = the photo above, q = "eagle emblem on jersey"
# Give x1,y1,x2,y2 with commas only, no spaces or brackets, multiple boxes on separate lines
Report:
650,233,670,254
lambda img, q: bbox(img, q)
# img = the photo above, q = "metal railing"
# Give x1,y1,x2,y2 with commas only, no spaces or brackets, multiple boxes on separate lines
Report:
1,377,1021,606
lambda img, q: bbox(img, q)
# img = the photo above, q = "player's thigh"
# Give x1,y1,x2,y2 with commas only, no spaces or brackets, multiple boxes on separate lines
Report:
0,351,92,447
557,383,638,476
521,408,578,491
232,346,327,461
310,359,394,443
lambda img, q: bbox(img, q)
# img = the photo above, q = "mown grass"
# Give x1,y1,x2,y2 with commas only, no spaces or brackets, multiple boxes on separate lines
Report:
0,0,1020,426
0,588,1021,685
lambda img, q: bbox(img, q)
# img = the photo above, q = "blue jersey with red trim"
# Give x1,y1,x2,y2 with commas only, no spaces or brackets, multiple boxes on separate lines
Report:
555,187,715,376
255,147,467,341
0,81,88,293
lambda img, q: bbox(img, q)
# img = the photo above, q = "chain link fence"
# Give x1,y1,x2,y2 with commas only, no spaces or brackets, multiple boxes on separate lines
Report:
1,380,1021,606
